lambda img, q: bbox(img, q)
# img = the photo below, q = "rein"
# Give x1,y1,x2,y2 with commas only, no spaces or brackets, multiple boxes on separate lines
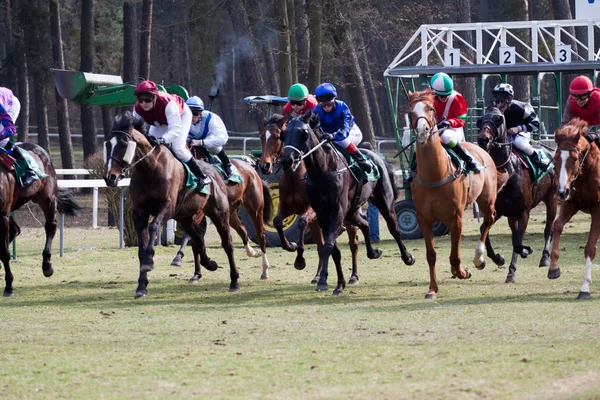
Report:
567,143,592,185
111,129,158,174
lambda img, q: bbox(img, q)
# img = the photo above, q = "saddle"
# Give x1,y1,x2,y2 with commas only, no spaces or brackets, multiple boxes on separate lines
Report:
513,148,554,182
191,146,244,184
0,146,48,186
331,144,380,182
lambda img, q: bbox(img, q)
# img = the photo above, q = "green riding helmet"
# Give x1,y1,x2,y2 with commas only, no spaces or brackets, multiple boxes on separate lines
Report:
430,72,454,96
288,83,309,101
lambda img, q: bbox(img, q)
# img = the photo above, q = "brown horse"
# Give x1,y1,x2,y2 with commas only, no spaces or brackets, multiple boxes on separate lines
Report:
0,142,81,296
259,113,360,285
549,118,599,300
409,89,498,298
103,111,239,298
171,146,274,282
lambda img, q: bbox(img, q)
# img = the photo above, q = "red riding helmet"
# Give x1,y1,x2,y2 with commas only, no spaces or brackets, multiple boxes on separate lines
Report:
134,80,159,96
569,76,594,95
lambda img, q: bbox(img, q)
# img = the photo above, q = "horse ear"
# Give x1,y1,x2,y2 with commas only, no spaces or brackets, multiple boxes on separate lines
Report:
408,90,413,96
280,128,286,142
301,110,312,123
492,115,503,126
309,112,321,129
476,118,483,129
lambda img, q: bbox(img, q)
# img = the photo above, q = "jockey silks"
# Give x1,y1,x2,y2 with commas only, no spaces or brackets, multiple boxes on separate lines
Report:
134,93,186,144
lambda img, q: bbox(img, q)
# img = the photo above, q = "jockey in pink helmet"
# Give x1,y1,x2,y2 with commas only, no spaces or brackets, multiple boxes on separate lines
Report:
133,80,210,187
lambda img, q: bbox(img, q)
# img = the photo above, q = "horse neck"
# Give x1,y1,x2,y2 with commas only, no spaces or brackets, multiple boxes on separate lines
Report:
415,134,451,180
131,136,166,179
303,133,336,182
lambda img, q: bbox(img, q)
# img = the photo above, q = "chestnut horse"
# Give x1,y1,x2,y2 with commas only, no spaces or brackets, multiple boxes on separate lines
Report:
477,106,557,283
259,113,360,284
281,112,415,296
549,118,600,299
170,146,273,282
409,89,497,298
0,143,80,296
103,111,239,298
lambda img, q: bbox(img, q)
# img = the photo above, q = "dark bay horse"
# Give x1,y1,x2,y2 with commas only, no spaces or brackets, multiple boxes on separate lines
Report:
0,143,80,296
103,111,239,298
409,89,497,298
477,106,557,283
549,118,600,299
171,147,273,281
281,112,415,295
259,113,360,284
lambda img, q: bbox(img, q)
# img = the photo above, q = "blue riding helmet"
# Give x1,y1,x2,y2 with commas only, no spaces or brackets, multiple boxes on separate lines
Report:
315,83,337,98
186,96,204,111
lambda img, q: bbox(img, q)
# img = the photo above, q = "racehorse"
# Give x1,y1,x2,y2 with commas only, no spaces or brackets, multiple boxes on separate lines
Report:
0,143,80,296
170,146,274,282
281,112,415,295
259,113,360,284
477,106,557,283
549,118,600,299
103,111,239,298
409,89,497,298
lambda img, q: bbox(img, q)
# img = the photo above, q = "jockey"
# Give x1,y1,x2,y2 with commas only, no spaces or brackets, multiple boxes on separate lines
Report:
185,96,233,178
430,72,483,173
0,87,37,186
133,80,210,187
282,83,318,119
313,82,372,173
492,83,549,171
562,75,600,144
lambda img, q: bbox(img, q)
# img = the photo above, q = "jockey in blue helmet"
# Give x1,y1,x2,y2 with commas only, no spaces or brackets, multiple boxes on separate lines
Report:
185,95,233,177
313,83,372,173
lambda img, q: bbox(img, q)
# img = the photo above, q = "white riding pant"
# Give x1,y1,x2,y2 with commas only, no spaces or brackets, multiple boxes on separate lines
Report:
336,124,363,149
509,132,535,156
439,126,465,146
149,107,193,163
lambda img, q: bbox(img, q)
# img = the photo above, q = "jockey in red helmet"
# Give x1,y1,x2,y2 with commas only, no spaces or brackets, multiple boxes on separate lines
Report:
133,80,210,186
563,75,600,127
283,83,318,119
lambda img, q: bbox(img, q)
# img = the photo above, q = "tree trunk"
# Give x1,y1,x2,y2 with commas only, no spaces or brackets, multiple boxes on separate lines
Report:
33,79,49,150
123,1,137,83
139,0,153,79
224,0,266,94
358,31,385,137
456,0,477,110
49,0,75,169
276,0,293,94
181,25,192,92
262,40,279,94
16,34,29,142
288,0,297,82
80,0,97,160
295,0,309,83
551,0,577,54
305,0,321,92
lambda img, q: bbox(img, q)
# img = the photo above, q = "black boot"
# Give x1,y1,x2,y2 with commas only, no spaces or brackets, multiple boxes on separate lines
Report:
10,145,38,187
185,159,211,188
216,149,233,178
352,149,372,174
529,151,550,172
452,142,484,173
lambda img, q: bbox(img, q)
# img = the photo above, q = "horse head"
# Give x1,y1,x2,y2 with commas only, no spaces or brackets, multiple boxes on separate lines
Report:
553,118,590,202
260,113,287,175
103,111,151,187
408,89,436,144
477,106,507,151
281,111,317,172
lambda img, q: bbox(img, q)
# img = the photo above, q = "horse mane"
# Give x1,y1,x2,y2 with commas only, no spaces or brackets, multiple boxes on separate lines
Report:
266,113,286,129
112,111,148,136
408,89,434,109
555,117,588,147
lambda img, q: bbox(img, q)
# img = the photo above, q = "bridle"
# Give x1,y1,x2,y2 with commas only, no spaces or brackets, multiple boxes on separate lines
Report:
480,119,512,169
108,129,157,175
559,142,591,189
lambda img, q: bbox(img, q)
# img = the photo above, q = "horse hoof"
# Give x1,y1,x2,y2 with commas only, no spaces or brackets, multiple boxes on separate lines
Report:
294,257,307,270
311,277,319,285
465,268,472,279
140,264,154,273
43,267,54,278
348,276,359,285
403,254,416,266
333,289,343,296
260,273,269,280
229,285,241,292
494,254,505,267
539,256,550,268
204,260,218,272
505,274,516,284
425,293,436,299
475,260,486,270
316,283,329,292
285,242,298,252
577,291,591,300
170,257,182,267
368,248,383,260
548,268,561,279
134,291,147,299
3,291,13,297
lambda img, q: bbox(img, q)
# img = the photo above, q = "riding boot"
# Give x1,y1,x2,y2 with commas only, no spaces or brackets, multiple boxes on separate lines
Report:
216,149,233,178
351,149,373,174
452,142,485,173
185,158,212,188
10,145,38,187
529,151,550,172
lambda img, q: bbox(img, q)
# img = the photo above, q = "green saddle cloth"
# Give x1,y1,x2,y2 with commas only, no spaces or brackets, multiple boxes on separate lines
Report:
332,144,381,182
182,163,211,195
0,146,48,182
205,154,244,184
515,148,554,182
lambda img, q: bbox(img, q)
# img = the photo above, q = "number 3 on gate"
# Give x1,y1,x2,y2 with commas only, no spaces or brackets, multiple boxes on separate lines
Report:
499,47,516,65
555,45,572,64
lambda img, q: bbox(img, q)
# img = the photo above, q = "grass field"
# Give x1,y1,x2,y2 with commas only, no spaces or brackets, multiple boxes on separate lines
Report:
1,207,599,399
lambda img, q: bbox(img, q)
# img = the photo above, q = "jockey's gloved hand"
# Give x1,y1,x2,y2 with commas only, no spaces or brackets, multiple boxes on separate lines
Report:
321,132,334,142
585,132,600,143
437,121,450,130
147,135,161,147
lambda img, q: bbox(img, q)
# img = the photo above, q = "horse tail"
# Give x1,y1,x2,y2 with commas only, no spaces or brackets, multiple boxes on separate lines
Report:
57,188,82,217
261,180,274,223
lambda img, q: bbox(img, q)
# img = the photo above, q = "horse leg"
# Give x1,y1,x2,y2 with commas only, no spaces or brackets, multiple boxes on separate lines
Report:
308,217,324,284
549,201,578,280
473,199,496,271
293,214,309,271
505,217,520,284
181,216,213,284
369,197,415,266
539,195,557,268
0,214,13,297
344,222,359,284
34,195,58,277
450,216,472,280
316,227,337,292
417,214,438,299
346,210,382,260
482,214,505,267
578,213,600,300
242,203,271,280
274,209,298,252
207,205,240,291
514,210,533,258
331,241,345,296
230,206,262,258
133,207,152,298
171,232,189,267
